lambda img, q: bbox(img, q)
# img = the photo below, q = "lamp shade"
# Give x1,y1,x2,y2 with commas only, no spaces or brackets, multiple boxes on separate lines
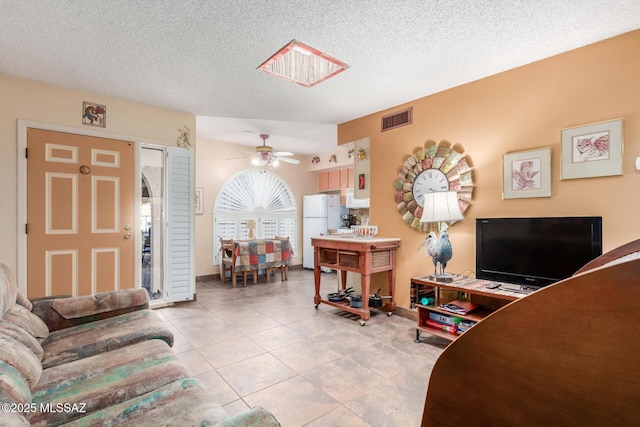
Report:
420,191,464,223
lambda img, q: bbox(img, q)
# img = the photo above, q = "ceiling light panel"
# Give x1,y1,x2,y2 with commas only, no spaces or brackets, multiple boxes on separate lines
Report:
258,40,349,87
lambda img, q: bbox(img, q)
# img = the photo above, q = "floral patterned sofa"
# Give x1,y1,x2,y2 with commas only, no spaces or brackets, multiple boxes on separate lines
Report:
0,263,280,426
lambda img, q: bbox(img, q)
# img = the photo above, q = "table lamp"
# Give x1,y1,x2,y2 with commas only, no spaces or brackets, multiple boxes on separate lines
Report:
419,191,463,282
246,219,256,239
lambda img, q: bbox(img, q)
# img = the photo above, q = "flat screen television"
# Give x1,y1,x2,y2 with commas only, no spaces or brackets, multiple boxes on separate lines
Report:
476,217,602,289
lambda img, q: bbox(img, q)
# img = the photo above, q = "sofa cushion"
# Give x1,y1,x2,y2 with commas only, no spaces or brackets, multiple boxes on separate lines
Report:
51,289,149,319
0,262,18,317
15,289,33,311
29,339,188,426
213,406,282,427
0,319,44,360
0,335,42,389
4,304,50,339
0,361,32,405
0,413,30,426
60,378,231,427
40,309,173,369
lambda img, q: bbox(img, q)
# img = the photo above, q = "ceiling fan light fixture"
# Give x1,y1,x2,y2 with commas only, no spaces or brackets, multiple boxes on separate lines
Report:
258,39,349,87
252,157,266,166
233,133,299,168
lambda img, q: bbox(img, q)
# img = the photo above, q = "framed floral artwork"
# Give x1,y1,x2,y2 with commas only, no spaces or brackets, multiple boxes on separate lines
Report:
503,148,551,199
561,118,623,180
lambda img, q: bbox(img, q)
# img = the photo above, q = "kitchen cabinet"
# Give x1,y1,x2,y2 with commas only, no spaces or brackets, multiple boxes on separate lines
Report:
318,171,330,192
340,167,354,204
319,167,354,198
328,170,341,190
341,167,354,189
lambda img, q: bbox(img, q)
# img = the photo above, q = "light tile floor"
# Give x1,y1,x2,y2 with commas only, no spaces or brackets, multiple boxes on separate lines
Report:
155,269,447,427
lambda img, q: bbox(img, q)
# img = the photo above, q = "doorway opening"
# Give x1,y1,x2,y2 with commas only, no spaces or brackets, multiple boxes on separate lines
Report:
141,146,165,300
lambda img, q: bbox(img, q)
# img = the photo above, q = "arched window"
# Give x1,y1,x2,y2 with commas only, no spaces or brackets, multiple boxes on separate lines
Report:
213,169,297,264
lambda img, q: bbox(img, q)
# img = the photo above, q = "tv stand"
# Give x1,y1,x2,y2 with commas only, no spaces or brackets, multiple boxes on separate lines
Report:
412,274,528,342
497,283,536,294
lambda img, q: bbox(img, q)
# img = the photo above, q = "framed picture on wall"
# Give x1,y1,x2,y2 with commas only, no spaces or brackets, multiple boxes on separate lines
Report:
561,118,623,180
82,101,106,128
195,187,204,215
503,148,551,199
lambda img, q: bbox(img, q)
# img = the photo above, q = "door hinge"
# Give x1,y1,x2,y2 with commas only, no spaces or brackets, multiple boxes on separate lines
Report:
25,148,28,159
25,223,28,234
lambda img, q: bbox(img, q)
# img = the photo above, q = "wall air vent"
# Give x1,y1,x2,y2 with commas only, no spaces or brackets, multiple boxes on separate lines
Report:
381,107,413,132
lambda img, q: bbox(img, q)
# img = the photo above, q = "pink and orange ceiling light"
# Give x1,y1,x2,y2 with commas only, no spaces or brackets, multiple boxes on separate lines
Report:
258,40,349,87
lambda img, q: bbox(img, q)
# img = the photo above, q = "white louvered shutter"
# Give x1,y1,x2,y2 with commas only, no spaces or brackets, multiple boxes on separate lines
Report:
166,147,194,302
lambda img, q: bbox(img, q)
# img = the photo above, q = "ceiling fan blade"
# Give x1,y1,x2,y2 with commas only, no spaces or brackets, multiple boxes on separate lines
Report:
272,151,294,156
274,156,300,164
226,155,252,160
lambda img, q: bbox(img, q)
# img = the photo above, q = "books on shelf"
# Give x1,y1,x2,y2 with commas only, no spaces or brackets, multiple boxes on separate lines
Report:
429,312,460,326
426,318,458,335
457,320,477,334
438,300,480,315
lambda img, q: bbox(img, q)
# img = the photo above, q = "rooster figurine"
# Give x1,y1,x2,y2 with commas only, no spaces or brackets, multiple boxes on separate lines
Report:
419,231,439,275
434,224,453,276
418,224,453,280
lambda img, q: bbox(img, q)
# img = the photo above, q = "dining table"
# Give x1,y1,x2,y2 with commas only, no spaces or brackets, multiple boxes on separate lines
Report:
231,238,292,286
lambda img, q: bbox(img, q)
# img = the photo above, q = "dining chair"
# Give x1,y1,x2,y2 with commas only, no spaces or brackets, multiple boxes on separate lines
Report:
219,238,256,287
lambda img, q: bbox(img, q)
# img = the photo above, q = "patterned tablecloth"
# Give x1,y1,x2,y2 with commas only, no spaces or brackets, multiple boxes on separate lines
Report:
234,239,292,272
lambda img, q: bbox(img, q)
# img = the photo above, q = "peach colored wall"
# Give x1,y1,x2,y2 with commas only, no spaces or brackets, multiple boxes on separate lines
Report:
338,30,640,309
194,138,317,277
0,74,195,277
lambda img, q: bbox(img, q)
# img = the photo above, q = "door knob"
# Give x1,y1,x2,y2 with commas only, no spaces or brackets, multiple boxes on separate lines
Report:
124,233,131,239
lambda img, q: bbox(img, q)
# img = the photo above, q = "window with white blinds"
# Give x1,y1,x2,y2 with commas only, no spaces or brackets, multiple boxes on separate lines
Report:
213,169,297,264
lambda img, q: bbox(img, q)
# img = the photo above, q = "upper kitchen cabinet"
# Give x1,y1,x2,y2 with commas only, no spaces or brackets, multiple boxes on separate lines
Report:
340,167,354,205
318,171,330,192
318,168,350,193
328,169,341,190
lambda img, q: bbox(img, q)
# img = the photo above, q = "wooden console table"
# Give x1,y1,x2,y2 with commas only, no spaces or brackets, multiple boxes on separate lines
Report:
312,236,400,325
412,274,527,342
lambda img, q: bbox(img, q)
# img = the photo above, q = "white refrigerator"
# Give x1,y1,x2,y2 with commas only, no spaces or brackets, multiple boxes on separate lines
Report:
303,194,343,269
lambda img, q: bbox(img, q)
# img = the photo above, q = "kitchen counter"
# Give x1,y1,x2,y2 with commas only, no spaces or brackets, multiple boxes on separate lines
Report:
311,236,400,325
317,235,400,243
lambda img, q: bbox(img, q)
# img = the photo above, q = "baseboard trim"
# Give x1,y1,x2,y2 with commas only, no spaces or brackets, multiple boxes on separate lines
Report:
393,305,417,321
196,274,218,283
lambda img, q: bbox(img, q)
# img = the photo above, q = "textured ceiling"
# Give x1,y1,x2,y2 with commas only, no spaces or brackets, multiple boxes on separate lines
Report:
1,1,639,154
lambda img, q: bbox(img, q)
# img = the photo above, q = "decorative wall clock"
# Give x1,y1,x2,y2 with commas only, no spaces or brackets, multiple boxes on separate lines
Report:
394,140,474,232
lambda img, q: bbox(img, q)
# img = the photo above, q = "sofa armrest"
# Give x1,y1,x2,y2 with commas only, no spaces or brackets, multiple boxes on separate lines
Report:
214,406,281,427
31,289,150,332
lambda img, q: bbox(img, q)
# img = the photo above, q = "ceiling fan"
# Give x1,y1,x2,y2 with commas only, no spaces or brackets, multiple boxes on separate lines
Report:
227,134,300,168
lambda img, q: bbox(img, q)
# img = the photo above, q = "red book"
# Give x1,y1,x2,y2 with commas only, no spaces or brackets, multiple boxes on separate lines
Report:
426,319,458,334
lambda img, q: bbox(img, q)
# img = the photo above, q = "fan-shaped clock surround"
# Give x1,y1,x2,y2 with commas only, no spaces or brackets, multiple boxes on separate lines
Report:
394,140,474,232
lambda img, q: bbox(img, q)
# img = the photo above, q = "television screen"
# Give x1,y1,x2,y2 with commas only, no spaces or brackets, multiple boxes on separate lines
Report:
476,217,602,288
